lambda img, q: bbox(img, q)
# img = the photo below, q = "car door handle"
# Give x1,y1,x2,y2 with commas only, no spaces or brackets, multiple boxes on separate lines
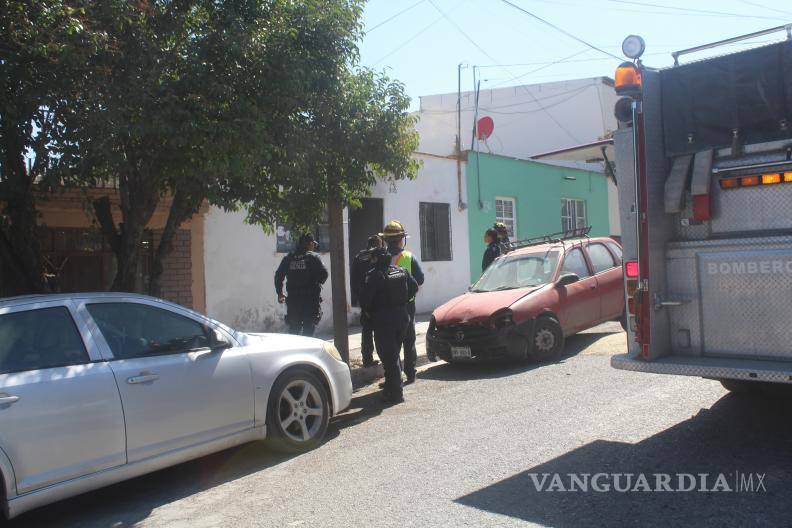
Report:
127,373,160,384
0,395,19,405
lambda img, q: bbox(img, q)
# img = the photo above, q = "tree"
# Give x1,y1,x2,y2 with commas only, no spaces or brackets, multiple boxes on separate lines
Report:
241,69,420,360
75,0,366,293
0,1,101,294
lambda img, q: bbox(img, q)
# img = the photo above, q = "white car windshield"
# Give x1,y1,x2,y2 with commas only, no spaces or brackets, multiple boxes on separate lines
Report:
472,251,560,292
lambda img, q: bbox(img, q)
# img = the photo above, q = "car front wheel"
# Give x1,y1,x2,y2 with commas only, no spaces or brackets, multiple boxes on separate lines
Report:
267,369,330,453
528,317,564,362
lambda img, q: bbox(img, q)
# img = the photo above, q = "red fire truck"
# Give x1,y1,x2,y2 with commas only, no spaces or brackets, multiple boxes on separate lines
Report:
610,26,792,392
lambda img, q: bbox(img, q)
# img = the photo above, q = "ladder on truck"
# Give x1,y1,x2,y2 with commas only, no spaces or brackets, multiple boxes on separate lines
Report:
507,226,591,252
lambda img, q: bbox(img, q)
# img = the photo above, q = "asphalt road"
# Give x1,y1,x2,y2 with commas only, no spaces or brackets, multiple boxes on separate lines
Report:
11,323,792,527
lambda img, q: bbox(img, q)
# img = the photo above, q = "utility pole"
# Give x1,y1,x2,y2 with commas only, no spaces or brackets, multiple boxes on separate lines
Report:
456,63,464,211
327,192,349,364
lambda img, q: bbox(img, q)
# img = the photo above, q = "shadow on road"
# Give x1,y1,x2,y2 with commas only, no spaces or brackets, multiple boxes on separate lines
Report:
7,389,384,527
456,391,792,527
419,328,621,382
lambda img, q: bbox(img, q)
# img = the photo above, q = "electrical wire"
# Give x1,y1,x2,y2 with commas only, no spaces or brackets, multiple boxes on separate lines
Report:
522,0,785,20
367,0,427,33
739,0,792,17
489,49,594,88
372,0,469,66
427,0,504,66
604,0,783,20
498,0,623,61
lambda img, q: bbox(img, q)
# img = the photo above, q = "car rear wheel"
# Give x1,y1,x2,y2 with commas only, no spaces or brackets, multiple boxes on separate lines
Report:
528,317,564,362
267,369,330,453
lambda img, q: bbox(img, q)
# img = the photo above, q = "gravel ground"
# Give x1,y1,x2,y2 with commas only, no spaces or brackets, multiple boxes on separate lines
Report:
10,323,792,528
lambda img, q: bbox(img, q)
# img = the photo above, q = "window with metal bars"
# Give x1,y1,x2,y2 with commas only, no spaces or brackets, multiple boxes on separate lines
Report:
561,198,587,233
419,202,452,261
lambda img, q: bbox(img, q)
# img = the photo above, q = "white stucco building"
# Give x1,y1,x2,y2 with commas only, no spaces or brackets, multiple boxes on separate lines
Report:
202,152,470,332
416,76,621,236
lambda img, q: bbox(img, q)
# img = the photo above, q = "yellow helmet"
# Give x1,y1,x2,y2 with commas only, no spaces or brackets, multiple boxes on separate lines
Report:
379,220,406,239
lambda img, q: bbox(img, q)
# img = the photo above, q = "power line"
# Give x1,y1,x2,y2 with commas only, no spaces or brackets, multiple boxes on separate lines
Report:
372,0,469,66
739,0,792,17
367,0,427,33
499,0,623,61
489,49,594,88
427,0,503,66
604,0,784,20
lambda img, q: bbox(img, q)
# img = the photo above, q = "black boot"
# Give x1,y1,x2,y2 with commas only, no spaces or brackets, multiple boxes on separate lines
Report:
381,390,404,404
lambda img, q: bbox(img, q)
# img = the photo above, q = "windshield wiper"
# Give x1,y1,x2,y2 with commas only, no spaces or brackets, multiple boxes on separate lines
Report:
493,285,518,291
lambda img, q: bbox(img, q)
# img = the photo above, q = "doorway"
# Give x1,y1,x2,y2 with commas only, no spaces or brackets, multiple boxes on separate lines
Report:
348,198,383,306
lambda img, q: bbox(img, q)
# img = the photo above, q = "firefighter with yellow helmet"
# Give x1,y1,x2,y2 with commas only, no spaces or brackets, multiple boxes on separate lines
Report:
379,220,431,380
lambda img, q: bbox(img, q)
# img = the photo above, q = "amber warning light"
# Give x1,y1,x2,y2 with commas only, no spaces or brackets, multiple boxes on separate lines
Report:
614,62,642,97
720,172,792,190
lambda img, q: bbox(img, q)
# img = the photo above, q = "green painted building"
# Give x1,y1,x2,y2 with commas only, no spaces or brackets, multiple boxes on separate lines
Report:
466,151,610,282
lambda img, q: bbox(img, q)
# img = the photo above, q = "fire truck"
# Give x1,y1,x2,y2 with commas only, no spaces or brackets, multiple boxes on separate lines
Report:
610,26,792,392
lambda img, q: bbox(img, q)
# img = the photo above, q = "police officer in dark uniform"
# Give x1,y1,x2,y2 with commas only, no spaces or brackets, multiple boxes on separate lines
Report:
360,246,418,403
274,233,329,336
351,235,382,368
494,222,512,254
380,220,428,375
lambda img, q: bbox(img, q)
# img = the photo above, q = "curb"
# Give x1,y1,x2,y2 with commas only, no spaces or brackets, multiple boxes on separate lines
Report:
350,352,436,389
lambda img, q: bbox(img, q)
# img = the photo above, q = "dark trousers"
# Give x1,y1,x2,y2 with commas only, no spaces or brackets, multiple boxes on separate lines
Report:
401,302,417,377
374,321,408,396
361,319,375,364
286,296,320,337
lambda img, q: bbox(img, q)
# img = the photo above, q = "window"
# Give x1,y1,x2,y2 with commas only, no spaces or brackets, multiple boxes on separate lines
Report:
561,248,591,278
495,197,516,238
561,199,587,233
473,251,559,292
419,202,452,261
0,307,89,374
87,303,212,359
276,209,331,253
606,241,623,262
588,243,617,274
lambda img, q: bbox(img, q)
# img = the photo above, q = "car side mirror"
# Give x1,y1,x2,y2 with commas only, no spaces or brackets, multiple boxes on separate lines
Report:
556,273,580,287
209,329,233,351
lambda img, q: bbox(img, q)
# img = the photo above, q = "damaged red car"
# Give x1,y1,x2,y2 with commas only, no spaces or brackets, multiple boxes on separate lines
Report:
427,236,625,363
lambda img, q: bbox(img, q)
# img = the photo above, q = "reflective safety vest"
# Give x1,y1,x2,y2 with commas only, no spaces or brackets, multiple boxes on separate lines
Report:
391,250,416,301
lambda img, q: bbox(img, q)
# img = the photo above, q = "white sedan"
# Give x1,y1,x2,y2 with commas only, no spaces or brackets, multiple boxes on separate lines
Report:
0,293,352,520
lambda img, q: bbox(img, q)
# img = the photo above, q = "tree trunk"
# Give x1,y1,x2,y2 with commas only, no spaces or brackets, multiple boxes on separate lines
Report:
0,116,49,294
327,194,349,364
149,189,198,298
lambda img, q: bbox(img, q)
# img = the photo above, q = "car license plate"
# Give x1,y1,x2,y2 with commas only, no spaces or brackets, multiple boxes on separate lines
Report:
451,346,472,359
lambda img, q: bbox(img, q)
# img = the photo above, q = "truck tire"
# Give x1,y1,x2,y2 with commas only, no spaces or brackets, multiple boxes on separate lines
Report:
528,317,564,362
719,379,762,393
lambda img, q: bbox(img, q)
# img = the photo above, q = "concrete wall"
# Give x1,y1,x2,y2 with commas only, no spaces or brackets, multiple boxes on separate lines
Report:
203,207,348,333
371,153,471,313
466,152,610,283
416,77,618,159
203,153,471,331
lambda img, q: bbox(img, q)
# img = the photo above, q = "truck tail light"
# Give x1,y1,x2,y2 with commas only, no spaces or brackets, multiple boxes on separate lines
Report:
625,260,639,278
692,194,711,221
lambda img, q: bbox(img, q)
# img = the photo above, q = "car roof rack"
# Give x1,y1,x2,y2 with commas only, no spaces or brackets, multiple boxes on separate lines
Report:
507,226,591,252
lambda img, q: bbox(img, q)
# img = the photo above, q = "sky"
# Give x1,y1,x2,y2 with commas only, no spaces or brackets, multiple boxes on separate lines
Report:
358,0,792,110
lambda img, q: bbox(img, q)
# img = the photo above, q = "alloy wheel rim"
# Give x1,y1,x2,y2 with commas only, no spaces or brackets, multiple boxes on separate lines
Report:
278,380,324,442
535,328,555,352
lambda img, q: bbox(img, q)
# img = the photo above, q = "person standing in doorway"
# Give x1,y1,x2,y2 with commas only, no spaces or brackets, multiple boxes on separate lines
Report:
380,220,430,375
352,235,383,368
494,222,512,254
274,233,328,336
482,228,501,272
360,246,418,404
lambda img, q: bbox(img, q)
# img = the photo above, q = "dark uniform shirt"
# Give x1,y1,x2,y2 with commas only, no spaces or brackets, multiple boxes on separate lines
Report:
360,264,418,327
351,249,377,300
482,242,501,272
386,243,425,286
274,250,328,299
498,236,512,255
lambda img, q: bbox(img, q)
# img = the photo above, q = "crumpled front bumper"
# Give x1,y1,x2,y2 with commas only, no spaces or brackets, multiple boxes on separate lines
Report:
426,319,535,361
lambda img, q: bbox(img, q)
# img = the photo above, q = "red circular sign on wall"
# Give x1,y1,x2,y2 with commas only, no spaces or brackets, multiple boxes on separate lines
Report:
477,116,494,140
